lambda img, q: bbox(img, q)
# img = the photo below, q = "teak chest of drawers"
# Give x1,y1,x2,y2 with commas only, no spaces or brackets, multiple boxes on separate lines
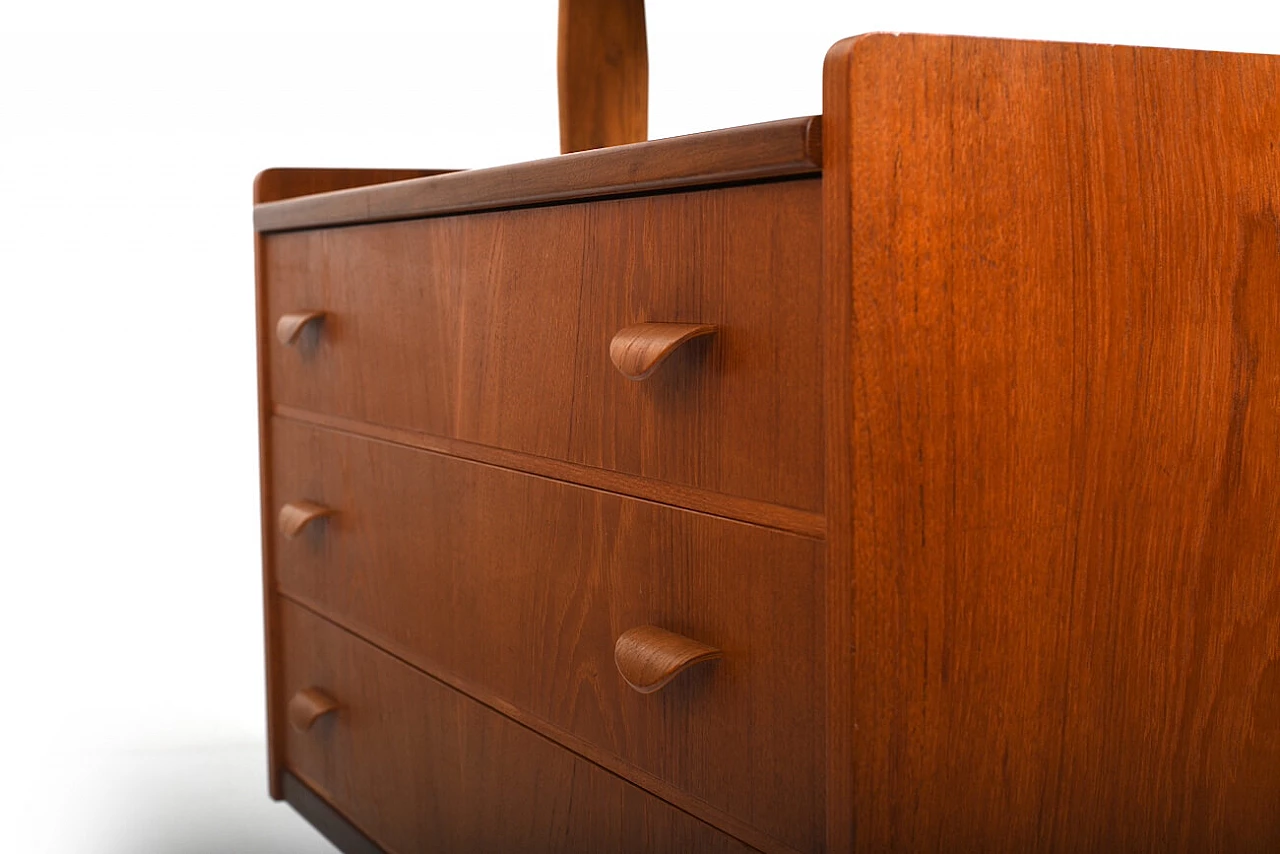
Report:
255,34,1280,853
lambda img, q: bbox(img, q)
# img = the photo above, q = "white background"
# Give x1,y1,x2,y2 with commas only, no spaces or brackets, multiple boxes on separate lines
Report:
1,1,1276,851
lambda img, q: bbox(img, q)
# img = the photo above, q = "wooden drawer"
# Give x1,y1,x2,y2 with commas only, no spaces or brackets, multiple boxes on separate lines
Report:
270,419,823,853
277,600,758,854
262,179,822,512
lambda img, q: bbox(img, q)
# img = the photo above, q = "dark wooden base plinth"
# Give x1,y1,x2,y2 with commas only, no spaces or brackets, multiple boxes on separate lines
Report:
282,773,384,854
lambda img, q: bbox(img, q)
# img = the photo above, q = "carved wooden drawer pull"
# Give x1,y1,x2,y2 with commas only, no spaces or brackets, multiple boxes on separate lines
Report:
614,625,723,694
278,500,333,538
288,687,339,733
276,310,326,346
609,322,717,380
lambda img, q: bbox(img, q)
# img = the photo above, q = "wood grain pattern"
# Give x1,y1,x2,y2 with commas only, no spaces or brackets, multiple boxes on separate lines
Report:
278,600,760,854
559,0,647,153
254,168,450,205
253,118,821,232
825,34,1280,851
270,419,823,854
287,687,339,733
614,625,723,694
257,33,1280,853
263,180,823,513
277,499,332,539
609,323,718,380
281,590,795,854
258,168,441,800
275,404,825,538
819,36,858,854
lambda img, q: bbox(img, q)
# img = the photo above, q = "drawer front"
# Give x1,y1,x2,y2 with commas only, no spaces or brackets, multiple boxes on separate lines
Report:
277,600,758,854
271,419,823,853
263,179,822,512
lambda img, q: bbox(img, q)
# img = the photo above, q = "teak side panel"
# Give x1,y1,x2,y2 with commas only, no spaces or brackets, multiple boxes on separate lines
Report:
819,38,859,854
270,420,824,854
263,180,823,513
277,601,759,854
826,34,1280,851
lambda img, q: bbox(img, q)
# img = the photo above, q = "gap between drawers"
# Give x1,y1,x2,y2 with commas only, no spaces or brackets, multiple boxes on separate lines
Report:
277,591,804,854
272,404,825,540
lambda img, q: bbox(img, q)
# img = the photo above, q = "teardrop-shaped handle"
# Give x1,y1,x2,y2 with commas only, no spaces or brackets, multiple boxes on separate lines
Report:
278,500,333,539
288,687,339,733
609,323,717,380
614,625,722,694
276,310,326,346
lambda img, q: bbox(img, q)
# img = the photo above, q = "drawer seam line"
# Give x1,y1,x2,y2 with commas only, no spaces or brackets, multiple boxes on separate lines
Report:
276,589,803,854
272,404,826,540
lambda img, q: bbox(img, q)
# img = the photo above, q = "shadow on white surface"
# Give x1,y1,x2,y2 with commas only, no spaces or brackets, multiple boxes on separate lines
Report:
16,744,337,854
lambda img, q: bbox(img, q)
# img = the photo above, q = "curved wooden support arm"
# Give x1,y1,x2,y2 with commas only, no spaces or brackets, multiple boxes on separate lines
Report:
278,500,333,539
288,687,339,733
609,323,717,380
614,625,722,694
558,0,647,153
276,310,326,346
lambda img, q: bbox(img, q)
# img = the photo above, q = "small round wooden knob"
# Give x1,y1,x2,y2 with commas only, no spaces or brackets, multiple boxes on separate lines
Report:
278,500,333,539
609,322,717,380
288,687,339,733
614,625,722,694
276,310,326,346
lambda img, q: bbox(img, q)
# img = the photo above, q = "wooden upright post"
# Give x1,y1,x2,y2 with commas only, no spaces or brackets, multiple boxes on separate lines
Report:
557,0,648,154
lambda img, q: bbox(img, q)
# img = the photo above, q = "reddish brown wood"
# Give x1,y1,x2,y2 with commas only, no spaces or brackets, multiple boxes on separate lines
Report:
274,404,824,538
254,165,282,803
275,310,325,346
820,35,858,854
278,600,760,854
281,590,791,854
253,118,821,232
825,33,1280,852
558,0,648,153
270,419,823,854
609,323,718,380
614,625,723,694
263,179,823,513
256,168,441,801
287,687,340,733
256,32,1280,854
254,168,449,204
277,500,332,539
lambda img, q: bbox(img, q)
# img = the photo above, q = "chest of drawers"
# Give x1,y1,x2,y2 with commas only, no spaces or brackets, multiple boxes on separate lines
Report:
255,34,1280,853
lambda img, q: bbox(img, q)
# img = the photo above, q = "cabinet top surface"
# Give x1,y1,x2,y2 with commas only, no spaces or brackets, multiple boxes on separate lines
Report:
253,116,821,233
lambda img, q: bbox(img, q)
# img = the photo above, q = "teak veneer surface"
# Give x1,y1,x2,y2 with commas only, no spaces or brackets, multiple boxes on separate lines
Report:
254,168,452,205
278,601,758,854
264,179,823,513
253,117,821,232
271,419,823,854
255,165,452,799
823,34,1280,851
257,31,1280,854
558,0,647,154
273,403,825,538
